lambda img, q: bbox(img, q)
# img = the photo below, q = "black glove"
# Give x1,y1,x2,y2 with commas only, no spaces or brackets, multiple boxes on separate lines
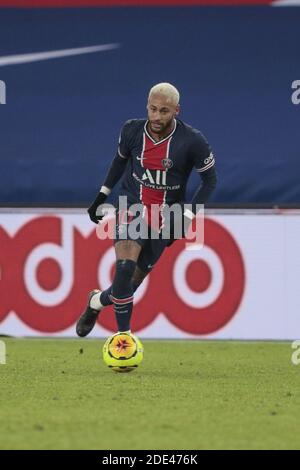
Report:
87,192,108,224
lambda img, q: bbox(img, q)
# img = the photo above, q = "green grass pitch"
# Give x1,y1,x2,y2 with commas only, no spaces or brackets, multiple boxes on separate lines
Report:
0,338,299,450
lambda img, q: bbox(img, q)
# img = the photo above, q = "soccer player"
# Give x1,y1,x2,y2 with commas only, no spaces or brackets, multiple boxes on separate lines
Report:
76,82,217,337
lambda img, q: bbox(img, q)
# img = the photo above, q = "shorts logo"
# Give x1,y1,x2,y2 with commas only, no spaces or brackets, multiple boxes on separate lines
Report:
162,158,173,169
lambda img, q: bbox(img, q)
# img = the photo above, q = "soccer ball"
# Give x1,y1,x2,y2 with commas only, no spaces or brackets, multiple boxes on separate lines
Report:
102,332,144,373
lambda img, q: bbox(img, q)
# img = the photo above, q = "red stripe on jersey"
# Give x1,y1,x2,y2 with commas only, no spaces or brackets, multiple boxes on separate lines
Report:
141,185,165,232
139,130,173,231
143,134,170,170
141,185,164,206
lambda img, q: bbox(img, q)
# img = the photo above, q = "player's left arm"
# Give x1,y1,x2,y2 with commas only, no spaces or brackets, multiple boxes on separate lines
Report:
184,132,217,221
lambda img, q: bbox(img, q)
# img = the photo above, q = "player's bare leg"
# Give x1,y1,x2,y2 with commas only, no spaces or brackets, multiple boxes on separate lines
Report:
115,239,142,261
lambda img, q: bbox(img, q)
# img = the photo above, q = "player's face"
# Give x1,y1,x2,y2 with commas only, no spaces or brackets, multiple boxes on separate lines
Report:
147,94,179,136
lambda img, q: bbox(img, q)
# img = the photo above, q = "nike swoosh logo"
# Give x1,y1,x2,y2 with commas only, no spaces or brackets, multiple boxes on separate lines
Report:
0,43,120,67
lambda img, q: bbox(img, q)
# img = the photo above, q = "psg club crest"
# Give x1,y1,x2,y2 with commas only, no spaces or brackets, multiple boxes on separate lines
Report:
162,158,173,169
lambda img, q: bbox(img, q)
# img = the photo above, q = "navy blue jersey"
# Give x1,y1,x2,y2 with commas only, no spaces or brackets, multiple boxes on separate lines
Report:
116,118,215,207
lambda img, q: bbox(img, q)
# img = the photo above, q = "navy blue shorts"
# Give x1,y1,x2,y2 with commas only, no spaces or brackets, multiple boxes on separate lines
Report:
114,208,169,273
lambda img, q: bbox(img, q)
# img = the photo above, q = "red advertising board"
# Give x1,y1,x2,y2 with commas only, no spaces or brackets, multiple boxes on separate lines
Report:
0,214,245,335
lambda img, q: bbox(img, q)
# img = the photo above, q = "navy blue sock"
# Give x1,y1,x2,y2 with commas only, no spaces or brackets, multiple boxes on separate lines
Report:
110,259,136,332
100,280,142,307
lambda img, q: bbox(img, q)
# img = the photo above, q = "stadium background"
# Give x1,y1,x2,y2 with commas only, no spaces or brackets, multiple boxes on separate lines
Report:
0,0,300,340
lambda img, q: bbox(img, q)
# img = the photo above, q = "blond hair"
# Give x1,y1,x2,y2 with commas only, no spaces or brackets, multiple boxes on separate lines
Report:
148,82,180,106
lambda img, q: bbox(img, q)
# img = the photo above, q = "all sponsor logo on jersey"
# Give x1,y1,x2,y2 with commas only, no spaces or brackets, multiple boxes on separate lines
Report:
142,168,167,186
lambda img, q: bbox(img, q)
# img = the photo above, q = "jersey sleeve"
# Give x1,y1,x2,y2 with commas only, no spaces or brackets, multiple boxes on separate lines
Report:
117,120,133,160
190,131,215,173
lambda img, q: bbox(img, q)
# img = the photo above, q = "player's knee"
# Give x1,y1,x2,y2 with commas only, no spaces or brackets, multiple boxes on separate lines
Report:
115,240,141,261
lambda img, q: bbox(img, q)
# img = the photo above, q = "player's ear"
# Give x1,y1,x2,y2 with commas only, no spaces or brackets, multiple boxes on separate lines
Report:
175,104,180,116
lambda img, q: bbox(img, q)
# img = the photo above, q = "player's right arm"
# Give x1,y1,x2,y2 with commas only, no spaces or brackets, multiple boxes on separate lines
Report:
87,121,132,224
